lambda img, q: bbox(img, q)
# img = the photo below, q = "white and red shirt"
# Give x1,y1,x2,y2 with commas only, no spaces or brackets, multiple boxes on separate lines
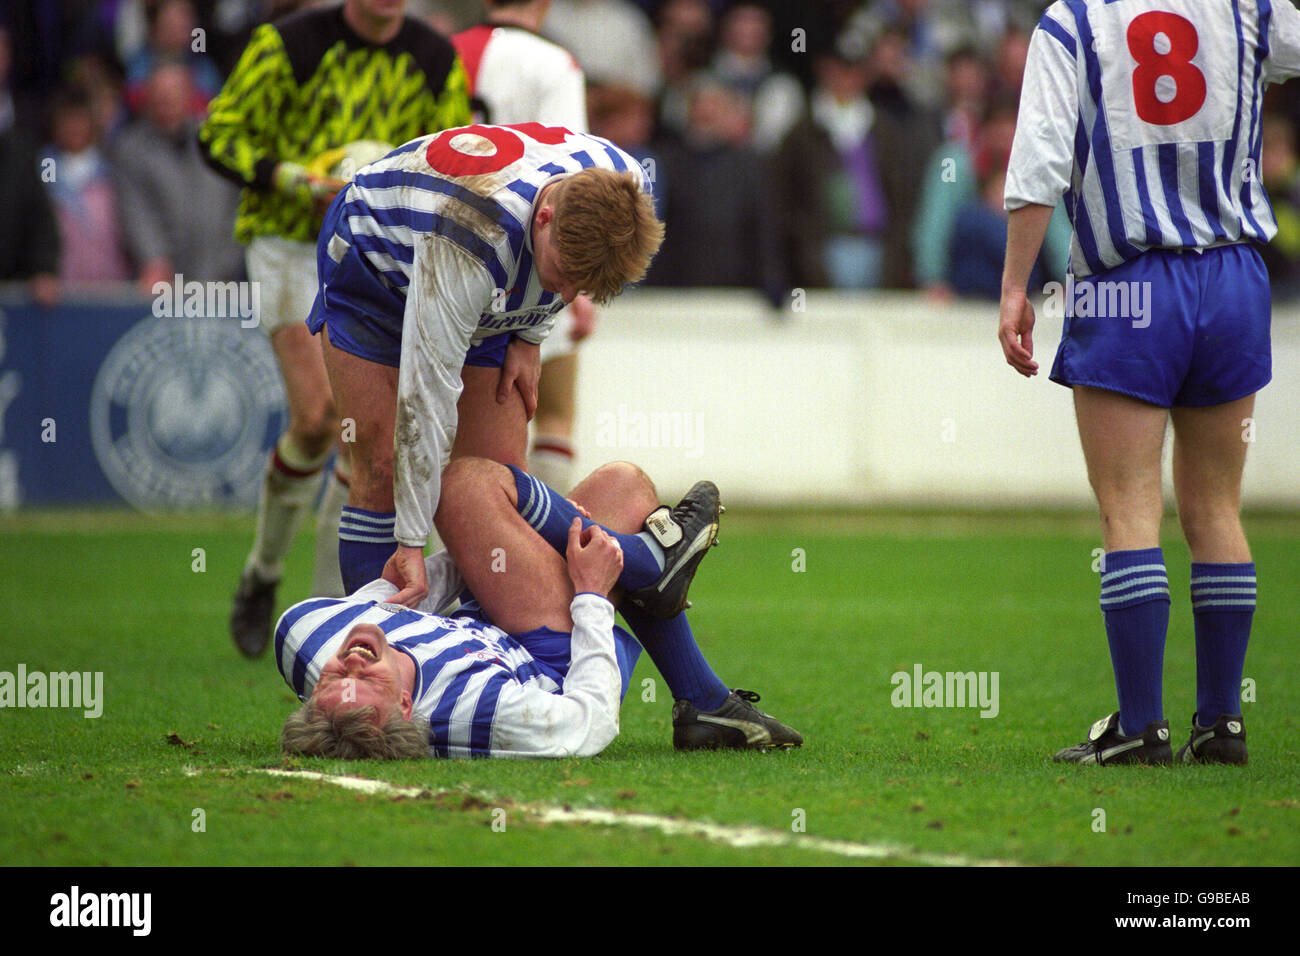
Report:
454,23,588,131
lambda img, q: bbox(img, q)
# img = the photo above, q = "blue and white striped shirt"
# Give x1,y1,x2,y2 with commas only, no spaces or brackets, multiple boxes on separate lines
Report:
1006,0,1300,277
275,577,624,759
326,123,649,340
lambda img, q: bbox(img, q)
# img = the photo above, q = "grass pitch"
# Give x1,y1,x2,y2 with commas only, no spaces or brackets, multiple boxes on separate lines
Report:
2,508,1297,867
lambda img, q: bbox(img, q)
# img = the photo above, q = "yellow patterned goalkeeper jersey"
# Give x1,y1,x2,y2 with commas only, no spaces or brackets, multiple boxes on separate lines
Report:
198,4,470,244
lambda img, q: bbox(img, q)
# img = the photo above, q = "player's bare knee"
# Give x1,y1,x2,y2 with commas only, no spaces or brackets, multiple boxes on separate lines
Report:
438,458,509,518
1177,503,1242,554
594,460,655,494
290,402,340,457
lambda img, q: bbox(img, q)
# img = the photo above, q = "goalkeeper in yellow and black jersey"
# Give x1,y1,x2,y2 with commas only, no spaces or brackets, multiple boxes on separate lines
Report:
198,0,471,660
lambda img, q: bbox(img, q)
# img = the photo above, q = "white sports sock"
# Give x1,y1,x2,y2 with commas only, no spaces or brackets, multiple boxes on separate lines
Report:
311,469,349,597
528,435,575,495
245,436,328,581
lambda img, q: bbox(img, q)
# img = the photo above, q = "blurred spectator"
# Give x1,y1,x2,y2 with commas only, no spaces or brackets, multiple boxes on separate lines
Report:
544,0,661,98
655,0,714,135
3,1,126,132
939,45,988,156
646,76,778,292
988,24,1030,104
0,26,61,304
947,141,1041,299
124,0,223,117
841,0,973,109
193,0,302,76
865,24,949,285
66,53,130,141
772,43,931,290
1260,112,1300,298
913,99,1070,299
42,84,132,282
965,0,1042,53
710,2,802,152
112,62,242,290
589,84,664,217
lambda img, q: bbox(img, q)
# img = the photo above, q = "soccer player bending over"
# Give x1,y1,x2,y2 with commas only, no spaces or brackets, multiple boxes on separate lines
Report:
308,122,663,612
199,0,472,657
276,460,802,758
998,0,1300,765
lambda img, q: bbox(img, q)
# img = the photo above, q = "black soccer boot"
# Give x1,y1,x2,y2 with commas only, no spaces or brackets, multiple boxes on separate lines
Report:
1053,711,1172,765
625,480,722,619
230,567,278,658
1176,713,1248,765
673,689,804,751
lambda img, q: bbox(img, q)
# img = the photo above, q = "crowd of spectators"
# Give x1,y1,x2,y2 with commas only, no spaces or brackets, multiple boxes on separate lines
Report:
7,0,1300,307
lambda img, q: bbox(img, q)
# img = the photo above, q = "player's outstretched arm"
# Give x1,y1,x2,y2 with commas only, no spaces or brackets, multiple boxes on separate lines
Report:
498,337,541,420
998,203,1054,378
197,24,293,190
386,237,497,607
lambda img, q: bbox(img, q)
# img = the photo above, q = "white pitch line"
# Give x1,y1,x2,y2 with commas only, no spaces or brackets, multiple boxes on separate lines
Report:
259,768,431,798
215,768,1020,867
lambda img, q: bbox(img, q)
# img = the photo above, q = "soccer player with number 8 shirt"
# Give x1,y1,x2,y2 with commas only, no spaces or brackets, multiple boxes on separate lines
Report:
308,122,663,608
999,0,1300,765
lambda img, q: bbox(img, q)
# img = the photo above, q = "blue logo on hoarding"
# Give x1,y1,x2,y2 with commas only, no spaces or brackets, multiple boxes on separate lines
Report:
90,316,285,509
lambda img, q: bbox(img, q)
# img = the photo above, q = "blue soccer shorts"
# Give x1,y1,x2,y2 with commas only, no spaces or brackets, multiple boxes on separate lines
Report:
306,194,513,370
451,592,642,700
1049,243,1272,407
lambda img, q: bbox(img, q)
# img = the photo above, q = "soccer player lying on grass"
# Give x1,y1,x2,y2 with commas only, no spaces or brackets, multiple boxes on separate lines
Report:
276,457,802,758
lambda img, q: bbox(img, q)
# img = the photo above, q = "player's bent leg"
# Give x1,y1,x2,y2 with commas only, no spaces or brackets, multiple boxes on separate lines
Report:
436,458,670,622
276,323,339,457
435,457,576,635
231,324,340,657
567,460,659,534
1171,394,1256,758
1070,385,1172,745
320,324,400,592
451,365,529,467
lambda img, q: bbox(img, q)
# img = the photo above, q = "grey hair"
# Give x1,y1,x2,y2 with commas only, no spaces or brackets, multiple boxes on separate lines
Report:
280,701,430,760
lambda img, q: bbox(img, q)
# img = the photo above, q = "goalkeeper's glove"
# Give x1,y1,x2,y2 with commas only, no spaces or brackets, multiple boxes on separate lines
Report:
272,161,344,203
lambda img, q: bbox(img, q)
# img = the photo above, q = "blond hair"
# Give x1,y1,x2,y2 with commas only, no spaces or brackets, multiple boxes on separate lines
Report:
280,701,429,760
550,168,664,304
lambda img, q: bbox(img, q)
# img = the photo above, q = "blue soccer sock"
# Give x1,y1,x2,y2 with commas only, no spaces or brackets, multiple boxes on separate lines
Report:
509,465,665,590
338,507,397,595
1099,548,1170,737
619,604,730,711
1190,562,1256,721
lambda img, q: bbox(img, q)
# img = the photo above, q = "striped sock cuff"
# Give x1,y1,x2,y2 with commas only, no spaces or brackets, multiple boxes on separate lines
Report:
339,507,396,544
508,465,553,530
1099,548,1170,611
1191,562,1256,613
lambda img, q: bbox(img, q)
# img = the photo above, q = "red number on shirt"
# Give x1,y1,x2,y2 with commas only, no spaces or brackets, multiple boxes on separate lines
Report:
1127,11,1206,125
425,123,571,176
